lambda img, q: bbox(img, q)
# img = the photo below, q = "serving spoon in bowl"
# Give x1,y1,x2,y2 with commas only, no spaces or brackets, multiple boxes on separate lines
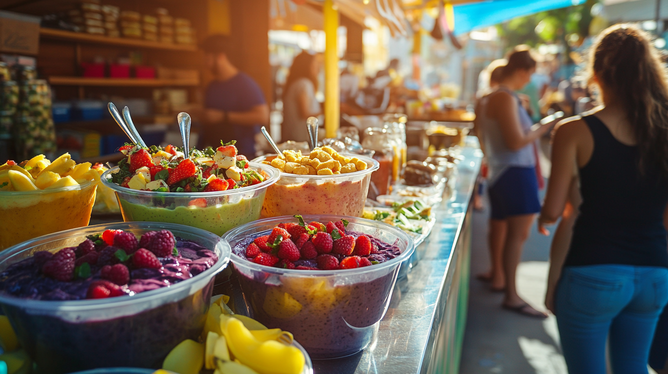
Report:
177,112,192,158
108,102,147,148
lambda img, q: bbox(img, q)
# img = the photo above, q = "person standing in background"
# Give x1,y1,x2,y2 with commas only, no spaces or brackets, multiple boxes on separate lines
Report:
281,51,321,143
197,34,269,156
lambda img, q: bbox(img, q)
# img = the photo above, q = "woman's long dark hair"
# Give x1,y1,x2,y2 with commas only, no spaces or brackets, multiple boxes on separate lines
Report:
590,24,668,178
500,45,536,80
283,52,318,99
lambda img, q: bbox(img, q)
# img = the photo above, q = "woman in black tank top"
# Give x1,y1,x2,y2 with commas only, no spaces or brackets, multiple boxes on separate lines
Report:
538,25,668,374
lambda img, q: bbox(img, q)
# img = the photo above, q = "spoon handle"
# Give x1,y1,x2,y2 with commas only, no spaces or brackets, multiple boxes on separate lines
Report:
307,117,319,150
122,106,147,148
177,112,192,157
108,103,139,145
261,126,282,155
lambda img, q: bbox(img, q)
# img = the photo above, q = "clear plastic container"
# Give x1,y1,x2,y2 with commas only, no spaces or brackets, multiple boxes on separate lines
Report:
0,180,98,251
0,222,231,374
223,215,415,359
252,154,379,218
101,163,278,236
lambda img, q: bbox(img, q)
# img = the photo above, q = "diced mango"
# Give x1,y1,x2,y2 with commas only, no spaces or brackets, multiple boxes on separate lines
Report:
45,175,78,189
66,162,92,180
42,153,76,176
321,146,335,155
23,155,45,169
317,168,333,175
8,170,37,191
163,339,204,374
270,158,286,170
283,162,300,174
0,316,18,352
263,289,303,319
341,163,357,173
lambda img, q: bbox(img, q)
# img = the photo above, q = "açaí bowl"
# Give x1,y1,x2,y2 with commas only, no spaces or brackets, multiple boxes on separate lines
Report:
0,222,230,374
251,154,379,218
223,215,415,359
0,179,97,251
101,163,278,236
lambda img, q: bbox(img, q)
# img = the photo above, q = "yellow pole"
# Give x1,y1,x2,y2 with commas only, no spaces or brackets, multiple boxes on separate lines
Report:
324,0,340,138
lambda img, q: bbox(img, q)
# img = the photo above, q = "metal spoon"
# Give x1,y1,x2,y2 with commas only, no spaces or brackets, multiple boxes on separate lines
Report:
120,105,147,148
108,102,142,146
306,116,319,150
177,112,191,158
261,126,282,155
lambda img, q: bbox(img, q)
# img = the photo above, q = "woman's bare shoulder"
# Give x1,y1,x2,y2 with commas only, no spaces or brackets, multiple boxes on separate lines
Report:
553,115,592,143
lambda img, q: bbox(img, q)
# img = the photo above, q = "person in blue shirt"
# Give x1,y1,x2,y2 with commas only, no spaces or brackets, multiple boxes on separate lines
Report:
197,34,269,156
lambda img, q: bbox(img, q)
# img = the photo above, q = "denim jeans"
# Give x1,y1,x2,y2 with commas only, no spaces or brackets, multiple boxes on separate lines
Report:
555,265,668,374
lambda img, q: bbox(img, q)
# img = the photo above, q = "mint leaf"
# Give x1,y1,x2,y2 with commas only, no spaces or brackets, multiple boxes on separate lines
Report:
172,247,179,256
0,182,8,188
295,215,306,227
371,260,380,265
221,140,237,146
155,169,169,181
157,187,169,192
268,236,283,249
75,263,91,279
237,160,247,169
115,250,131,262
176,187,185,192
342,219,349,227
330,229,342,241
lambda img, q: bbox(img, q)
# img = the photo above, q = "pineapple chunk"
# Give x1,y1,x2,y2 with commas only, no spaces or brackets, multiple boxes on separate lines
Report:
226,166,242,181
66,162,92,180
45,176,78,189
127,174,148,190
136,166,151,182
152,150,173,164
146,180,168,191
34,171,62,189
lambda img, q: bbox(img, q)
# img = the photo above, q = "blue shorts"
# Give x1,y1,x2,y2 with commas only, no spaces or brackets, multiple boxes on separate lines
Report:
487,166,541,220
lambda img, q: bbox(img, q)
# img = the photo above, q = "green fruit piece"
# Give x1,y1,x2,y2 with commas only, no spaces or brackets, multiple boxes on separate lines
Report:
163,339,204,374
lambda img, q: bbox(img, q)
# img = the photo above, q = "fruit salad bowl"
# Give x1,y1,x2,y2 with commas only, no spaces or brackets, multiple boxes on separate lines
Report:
102,162,278,236
252,148,379,218
0,222,230,374
223,215,415,359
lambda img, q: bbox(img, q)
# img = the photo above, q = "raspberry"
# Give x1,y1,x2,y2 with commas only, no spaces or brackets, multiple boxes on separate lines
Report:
353,235,373,256
98,246,122,266
101,264,130,285
253,253,279,267
76,239,96,257
296,265,318,270
277,240,300,262
113,231,139,254
277,259,296,269
139,231,157,249
340,256,361,269
33,251,53,268
294,233,310,249
132,248,162,269
268,228,290,245
312,232,333,254
246,243,261,258
309,221,326,232
129,148,154,173
86,280,124,299
316,254,339,270
42,248,76,281
75,251,99,267
148,230,176,257
359,257,373,267
254,236,271,252
332,235,356,256
335,220,347,233
102,229,119,246
300,241,318,260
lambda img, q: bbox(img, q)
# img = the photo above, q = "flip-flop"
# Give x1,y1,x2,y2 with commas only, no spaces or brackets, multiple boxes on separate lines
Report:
502,303,548,319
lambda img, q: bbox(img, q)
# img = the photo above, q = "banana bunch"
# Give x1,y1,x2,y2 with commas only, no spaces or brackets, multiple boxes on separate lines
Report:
163,295,305,374
0,154,100,192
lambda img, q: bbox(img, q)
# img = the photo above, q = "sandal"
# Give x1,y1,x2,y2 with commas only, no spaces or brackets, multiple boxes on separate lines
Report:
502,302,548,319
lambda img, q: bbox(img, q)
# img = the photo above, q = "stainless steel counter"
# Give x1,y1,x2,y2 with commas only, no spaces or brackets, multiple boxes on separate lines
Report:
313,143,483,374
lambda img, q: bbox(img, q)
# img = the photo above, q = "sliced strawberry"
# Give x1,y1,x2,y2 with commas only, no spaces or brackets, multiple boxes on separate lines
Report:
149,165,164,179
129,149,154,173
203,165,218,179
164,144,178,155
120,177,132,188
204,178,229,192
226,179,236,190
119,145,133,154
217,145,237,157
188,198,207,208
167,159,197,185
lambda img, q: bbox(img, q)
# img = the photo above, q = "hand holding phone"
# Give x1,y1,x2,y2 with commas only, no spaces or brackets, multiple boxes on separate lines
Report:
531,111,564,132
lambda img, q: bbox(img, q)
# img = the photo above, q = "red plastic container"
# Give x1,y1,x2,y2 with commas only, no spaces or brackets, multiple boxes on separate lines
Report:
81,63,105,78
134,66,155,79
109,64,130,79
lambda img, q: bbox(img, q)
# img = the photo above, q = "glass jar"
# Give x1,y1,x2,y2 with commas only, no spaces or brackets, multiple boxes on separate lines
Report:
425,121,472,155
382,114,407,183
362,127,393,196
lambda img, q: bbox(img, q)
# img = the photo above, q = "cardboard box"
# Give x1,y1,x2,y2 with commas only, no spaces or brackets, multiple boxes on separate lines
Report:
0,11,40,55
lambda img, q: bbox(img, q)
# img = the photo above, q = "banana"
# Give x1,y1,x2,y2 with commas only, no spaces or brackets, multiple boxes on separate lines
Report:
66,162,92,179
8,170,38,191
249,329,293,344
75,169,100,185
23,154,45,169
205,304,224,336
45,176,78,189
216,361,259,374
30,158,51,178
205,331,220,370
231,315,267,331
34,171,61,189
222,318,304,374
162,339,204,374
42,153,76,176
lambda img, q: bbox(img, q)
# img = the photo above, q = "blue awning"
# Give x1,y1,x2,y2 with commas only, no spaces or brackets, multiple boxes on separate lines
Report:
452,0,587,35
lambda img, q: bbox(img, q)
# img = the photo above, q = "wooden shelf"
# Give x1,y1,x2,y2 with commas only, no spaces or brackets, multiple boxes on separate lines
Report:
80,153,124,164
55,115,174,128
48,77,200,87
40,28,198,52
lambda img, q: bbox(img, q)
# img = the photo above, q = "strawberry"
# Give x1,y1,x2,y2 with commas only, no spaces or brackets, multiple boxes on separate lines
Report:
359,257,373,267
226,179,236,190
101,229,119,246
326,222,343,237
353,235,373,256
119,145,133,154
340,256,361,269
287,223,315,239
100,264,130,285
188,198,207,208
204,178,229,192
132,248,162,269
121,177,131,188
164,144,178,155
277,259,296,269
332,235,356,256
203,165,218,179
254,236,271,252
312,232,333,254
42,248,76,281
129,148,154,173
316,254,339,270
268,227,290,245
300,241,318,259
276,240,300,262
253,253,279,267
277,223,290,230
294,233,310,249
86,280,124,299
184,184,192,192
309,221,326,232
149,165,165,179
5,160,16,166
167,158,197,185
246,243,261,258
217,145,237,157
335,220,347,233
